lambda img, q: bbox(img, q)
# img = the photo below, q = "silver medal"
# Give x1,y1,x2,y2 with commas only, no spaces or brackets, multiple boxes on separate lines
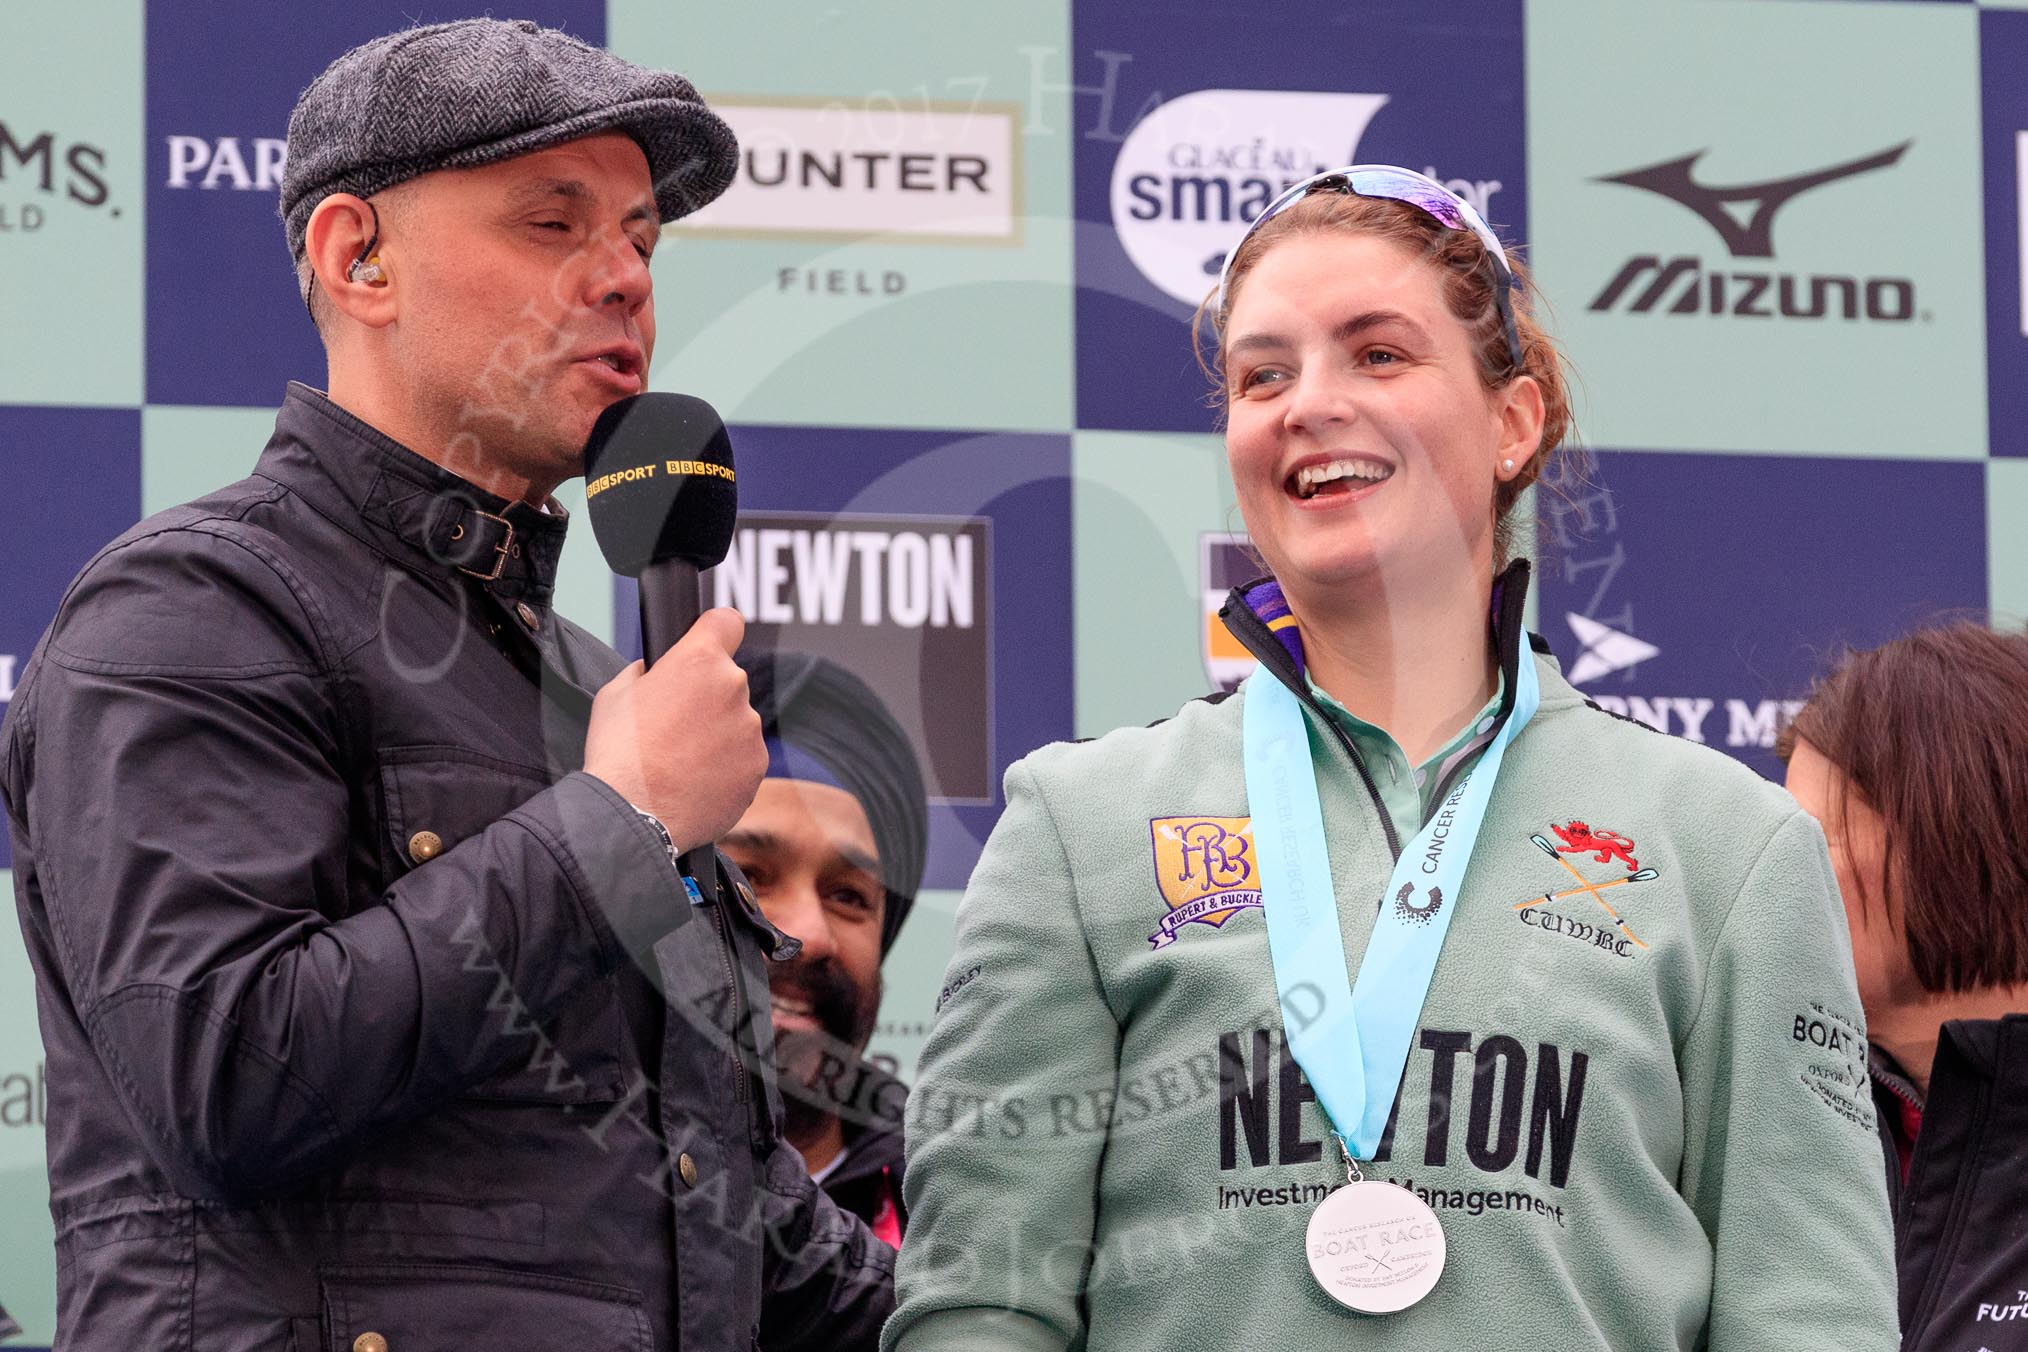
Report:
1305,1178,1447,1314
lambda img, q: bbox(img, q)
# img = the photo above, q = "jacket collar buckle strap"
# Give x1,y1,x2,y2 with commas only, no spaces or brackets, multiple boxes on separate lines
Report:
426,497,519,583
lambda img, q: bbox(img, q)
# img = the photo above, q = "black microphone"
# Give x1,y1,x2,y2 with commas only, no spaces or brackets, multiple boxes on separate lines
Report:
582,393,740,892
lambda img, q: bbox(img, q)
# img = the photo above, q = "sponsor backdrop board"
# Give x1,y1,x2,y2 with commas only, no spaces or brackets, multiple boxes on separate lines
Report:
0,1,2023,1343
1070,429,1244,734
610,0,1076,433
1071,0,1528,434
0,0,145,409
614,424,1076,891
1982,9,2028,456
1526,0,1987,460
1536,450,1988,785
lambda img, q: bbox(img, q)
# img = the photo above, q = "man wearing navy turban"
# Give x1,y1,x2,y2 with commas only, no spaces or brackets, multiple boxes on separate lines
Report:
723,651,929,1245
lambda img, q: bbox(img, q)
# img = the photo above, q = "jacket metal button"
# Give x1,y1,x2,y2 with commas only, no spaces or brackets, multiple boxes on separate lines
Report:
408,830,443,864
353,1334,388,1352
516,602,539,629
678,1152,699,1188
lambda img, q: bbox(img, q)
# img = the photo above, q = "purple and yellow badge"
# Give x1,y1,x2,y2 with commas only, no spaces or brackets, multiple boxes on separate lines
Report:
1148,816,1263,948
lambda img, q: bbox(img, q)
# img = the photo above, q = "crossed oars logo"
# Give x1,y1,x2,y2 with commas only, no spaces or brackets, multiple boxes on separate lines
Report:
1513,834,1655,950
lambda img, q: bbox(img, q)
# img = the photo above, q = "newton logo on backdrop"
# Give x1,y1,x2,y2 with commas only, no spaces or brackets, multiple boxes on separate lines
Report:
710,510,996,804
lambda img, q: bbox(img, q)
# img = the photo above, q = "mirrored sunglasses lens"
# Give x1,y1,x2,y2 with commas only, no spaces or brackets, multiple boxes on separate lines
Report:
1349,173,1466,229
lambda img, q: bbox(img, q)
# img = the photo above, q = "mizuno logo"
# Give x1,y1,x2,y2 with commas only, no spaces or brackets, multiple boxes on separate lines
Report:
1596,142,1910,258
1565,613,1658,685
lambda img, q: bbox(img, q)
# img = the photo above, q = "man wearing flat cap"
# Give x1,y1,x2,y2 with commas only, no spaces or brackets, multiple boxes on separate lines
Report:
1,19,892,1350
723,652,930,1246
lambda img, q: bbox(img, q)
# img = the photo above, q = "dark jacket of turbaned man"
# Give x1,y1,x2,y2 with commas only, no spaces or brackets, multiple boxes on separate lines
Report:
726,651,931,1245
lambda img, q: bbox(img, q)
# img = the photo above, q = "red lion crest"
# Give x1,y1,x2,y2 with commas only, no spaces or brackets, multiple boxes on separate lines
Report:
1550,821,1639,872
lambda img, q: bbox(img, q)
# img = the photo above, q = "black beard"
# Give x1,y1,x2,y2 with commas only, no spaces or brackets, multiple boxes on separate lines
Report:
770,954,881,1141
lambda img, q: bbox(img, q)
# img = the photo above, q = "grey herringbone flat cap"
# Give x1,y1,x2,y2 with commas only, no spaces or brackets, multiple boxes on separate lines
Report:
281,18,736,259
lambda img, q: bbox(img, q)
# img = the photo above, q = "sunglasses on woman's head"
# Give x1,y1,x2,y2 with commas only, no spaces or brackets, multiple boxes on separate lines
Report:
1215,164,1524,374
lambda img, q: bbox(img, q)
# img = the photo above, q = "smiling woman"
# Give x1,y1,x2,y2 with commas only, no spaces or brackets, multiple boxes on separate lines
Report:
1203,179,1572,580
888,168,1901,1352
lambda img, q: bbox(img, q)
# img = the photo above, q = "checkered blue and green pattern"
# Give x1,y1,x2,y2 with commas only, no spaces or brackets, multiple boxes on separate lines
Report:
4,0,2026,1340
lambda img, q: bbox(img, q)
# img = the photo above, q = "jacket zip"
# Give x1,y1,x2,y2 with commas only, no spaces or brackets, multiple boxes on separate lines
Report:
1870,1063,1920,1234
1216,562,1533,863
1426,752,1481,826
1901,1066,1989,1343
1218,595,1401,860
706,898,752,1108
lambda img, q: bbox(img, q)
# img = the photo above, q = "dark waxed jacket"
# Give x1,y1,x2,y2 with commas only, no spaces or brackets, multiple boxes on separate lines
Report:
1872,1015,2028,1350
0,384,893,1351
819,1060,908,1241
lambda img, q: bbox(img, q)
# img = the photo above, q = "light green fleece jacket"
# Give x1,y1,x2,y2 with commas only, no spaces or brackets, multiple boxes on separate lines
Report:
886,648,1897,1352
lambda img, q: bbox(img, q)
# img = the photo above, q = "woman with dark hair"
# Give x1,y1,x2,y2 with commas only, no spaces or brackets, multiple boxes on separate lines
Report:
885,168,1897,1351
1779,623,2028,1351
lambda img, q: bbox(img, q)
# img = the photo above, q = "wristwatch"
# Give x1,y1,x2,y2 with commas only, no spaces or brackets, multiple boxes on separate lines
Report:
632,807,682,871
633,807,708,905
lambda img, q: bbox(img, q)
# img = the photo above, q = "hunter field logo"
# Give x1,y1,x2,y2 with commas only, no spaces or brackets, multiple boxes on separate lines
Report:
671,98,1019,243
1148,815,1262,948
1590,142,1916,321
1511,822,1658,958
1109,88,1501,307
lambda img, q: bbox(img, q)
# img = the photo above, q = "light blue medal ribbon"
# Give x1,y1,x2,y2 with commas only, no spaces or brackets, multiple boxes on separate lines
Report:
1241,647,1540,1159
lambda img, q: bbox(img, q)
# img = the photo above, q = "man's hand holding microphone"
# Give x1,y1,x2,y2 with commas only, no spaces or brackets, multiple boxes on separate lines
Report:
586,608,763,853
578,393,761,868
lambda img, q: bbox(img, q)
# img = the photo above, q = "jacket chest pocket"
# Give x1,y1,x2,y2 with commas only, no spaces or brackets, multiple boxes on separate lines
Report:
378,746,559,879
321,1264,652,1351
379,745,631,1104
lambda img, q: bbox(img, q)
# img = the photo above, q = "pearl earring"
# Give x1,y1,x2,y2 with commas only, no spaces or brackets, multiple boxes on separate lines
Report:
1501,458,1515,474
